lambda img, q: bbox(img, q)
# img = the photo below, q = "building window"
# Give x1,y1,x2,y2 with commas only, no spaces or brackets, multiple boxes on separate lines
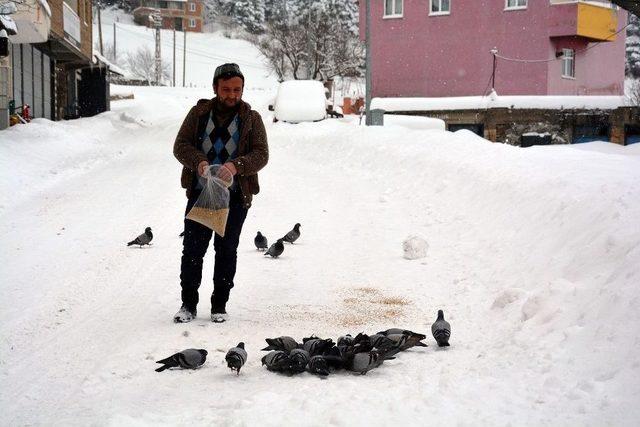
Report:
430,0,450,15
384,0,403,18
505,0,527,10
189,18,196,28
189,2,196,12
562,48,575,78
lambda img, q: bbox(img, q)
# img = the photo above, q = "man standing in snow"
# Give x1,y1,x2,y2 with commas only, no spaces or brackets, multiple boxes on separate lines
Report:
173,63,269,323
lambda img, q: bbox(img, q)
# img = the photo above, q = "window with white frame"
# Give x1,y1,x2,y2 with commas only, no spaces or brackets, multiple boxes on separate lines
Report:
189,18,196,28
384,0,403,17
505,0,527,9
430,0,450,15
562,48,575,78
189,2,196,12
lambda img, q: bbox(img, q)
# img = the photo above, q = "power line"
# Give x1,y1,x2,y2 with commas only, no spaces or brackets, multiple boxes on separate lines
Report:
113,24,265,69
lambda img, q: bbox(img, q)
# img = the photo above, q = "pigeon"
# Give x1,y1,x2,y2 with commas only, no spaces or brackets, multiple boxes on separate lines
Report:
282,223,301,244
264,238,284,258
261,336,299,352
377,328,428,341
347,350,385,375
128,227,153,247
307,355,330,377
288,349,311,373
369,334,398,351
302,337,335,357
432,310,451,347
385,333,428,352
225,342,247,375
337,334,354,347
261,350,290,372
254,231,268,250
155,348,207,372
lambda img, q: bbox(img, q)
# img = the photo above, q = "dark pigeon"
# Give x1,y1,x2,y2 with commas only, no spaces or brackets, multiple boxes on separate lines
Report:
264,238,284,258
282,223,301,244
337,334,354,347
288,349,311,373
128,227,153,247
307,355,330,377
302,337,335,357
261,336,299,352
225,342,247,375
386,333,428,351
261,350,290,372
254,231,268,250
432,310,451,347
377,328,428,341
155,348,207,372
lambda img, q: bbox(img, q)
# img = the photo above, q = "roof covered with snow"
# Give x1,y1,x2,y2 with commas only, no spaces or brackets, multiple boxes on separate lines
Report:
371,95,630,111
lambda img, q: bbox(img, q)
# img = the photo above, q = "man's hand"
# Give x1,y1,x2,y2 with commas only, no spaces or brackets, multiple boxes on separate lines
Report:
198,161,209,177
222,162,237,176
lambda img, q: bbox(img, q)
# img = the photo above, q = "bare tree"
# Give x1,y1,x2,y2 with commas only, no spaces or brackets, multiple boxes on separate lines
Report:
125,46,170,85
256,4,364,83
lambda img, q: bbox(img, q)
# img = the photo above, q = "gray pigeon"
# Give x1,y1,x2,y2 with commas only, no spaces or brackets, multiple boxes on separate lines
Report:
282,223,301,244
377,328,427,341
288,349,311,373
155,348,207,372
307,355,330,377
261,336,299,352
385,333,427,351
225,342,247,375
369,334,397,351
128,227,153,247
264,238,284,258
254,231,268,250
347,350,390,375
432,310,451,347
261,350,290,372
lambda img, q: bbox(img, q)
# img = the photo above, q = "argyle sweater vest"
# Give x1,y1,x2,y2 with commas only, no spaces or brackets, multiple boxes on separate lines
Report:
195,111,240,190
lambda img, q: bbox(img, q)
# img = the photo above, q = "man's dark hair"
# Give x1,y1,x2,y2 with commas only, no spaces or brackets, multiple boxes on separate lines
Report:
213,63,245,86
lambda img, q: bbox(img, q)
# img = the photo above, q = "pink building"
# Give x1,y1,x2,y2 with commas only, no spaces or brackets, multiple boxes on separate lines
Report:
359,0,627,97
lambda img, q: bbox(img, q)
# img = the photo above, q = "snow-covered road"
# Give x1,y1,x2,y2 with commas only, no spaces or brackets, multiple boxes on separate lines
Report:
1,85,640,426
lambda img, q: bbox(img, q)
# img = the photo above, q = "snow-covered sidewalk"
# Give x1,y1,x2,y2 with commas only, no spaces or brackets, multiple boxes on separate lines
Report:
1,85,639,426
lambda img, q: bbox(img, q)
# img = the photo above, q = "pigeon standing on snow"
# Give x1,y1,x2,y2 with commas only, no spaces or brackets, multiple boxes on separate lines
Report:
431,310,451,347
282,223,301,244
155,349,207,372
254,231,268,250
261,350,290,372
307,355,330,377
288,349,311,373
261,336,299,352
225,342,247,375
264,238,284,258
128,227,153,247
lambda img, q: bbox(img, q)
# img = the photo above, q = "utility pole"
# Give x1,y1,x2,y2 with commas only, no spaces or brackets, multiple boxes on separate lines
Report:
365,0,372,125
153,11,162,85
490,47,498,93
173,28,176,87
113,22,117,62
183,30,187,87
97,1,104,55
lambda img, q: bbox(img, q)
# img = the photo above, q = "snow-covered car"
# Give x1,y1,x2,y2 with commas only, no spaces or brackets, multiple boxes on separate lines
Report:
272,80,327,123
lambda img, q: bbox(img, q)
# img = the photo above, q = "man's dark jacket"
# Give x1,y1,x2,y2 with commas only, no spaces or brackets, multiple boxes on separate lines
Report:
173,98,268,208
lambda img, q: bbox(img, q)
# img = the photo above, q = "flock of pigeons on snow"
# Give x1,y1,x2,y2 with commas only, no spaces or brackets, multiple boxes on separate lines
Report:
130,224,453,378
126,223,302,260
155,310,451,377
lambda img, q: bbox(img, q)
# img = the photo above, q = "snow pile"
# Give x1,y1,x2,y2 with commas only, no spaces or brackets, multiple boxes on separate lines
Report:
383,114,446,131
402,235,429,260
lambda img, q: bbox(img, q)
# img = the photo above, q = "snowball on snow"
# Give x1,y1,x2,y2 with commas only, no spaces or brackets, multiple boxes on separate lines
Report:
403,235,429,260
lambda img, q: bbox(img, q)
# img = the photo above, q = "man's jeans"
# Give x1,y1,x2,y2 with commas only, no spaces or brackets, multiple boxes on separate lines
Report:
180,189,248,313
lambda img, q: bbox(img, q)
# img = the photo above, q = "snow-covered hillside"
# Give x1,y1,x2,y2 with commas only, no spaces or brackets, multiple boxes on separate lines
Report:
1,16,640,426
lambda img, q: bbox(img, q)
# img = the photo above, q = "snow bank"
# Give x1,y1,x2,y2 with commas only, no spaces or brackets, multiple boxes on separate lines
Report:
383,114,446,131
